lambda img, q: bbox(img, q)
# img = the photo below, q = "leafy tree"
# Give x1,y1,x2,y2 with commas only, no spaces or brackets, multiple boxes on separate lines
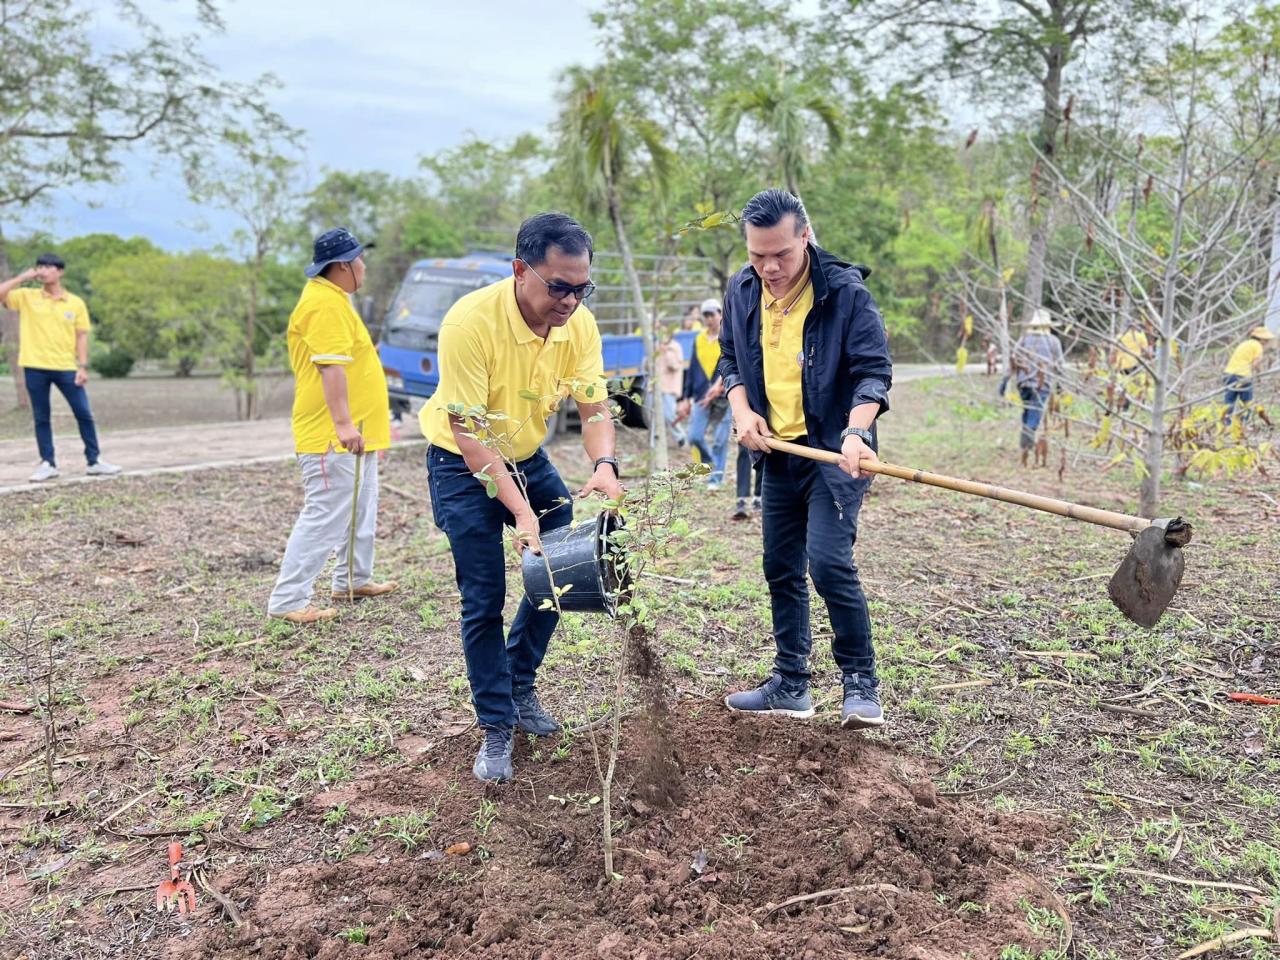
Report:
185,113,302,419
0,0,279,405
555,64,675,468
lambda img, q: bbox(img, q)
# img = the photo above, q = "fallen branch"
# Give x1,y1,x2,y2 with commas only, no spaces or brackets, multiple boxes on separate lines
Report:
1016,649,1098,660
1002,862,1073,957
756,883,903,918
938,772,1016,798
929,679,994,692
0,701,34,714
1177,927,1273,958
1074,864,1265,896
97,786,158,828
195,869,243,926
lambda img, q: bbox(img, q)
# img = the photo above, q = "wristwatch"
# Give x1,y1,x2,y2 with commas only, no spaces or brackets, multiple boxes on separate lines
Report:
840,426,873,446
593,456,620,477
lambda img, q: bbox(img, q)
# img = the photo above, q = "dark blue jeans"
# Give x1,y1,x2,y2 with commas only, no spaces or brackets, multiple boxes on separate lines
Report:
427,445,573,730
736,442,762,499
761,442,876,685
24,367,100,467
1018,385,1051,451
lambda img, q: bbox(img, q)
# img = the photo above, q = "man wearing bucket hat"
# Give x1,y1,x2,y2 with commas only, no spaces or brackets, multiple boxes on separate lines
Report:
0,253,123,481
266,228,398,625
719,189,893,730
1222,325,1274,421
421,212,624,783
1010,307,1065,465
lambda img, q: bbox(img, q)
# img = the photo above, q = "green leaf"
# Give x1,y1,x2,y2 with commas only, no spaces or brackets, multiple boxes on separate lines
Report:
538,598,554,611
518,388,540,401
484,480,498,498
587,413,607,423
586,385,596,398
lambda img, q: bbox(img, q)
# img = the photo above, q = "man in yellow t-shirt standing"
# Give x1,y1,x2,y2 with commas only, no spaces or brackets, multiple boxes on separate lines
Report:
421,212,624,783
267,228,398,625
1109,321,1150,412
0,253,123,482
1223,326,1274,421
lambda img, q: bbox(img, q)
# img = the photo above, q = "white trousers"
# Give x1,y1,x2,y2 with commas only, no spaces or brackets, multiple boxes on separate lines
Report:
268,452,379,614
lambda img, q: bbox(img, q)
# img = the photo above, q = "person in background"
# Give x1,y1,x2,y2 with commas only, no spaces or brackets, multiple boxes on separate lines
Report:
984,339,998,376
681,304,704,332
659,325,688,447
1109,320,1149,413
1223,325,1275,421
731,440,763,519
0,253,123,482
681,298,731,490
267,228,399,625
1010,308,1065,466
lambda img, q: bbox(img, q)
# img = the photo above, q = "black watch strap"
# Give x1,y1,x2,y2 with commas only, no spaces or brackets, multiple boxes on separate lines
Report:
593,456,620,477
840,426,873,445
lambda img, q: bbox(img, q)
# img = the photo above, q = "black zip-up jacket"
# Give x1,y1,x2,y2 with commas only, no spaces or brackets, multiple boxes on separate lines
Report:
718,243,893,510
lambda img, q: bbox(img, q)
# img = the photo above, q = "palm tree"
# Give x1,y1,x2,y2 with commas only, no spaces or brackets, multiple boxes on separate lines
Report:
555,65,674,469
720,62,843,200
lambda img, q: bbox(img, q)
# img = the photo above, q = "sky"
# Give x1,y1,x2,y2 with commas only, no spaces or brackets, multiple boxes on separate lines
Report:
11,0,601,251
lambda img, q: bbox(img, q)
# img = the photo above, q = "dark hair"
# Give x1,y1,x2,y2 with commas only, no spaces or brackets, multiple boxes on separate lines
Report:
515,212,593,266
741,189,809,233
35,253,66,269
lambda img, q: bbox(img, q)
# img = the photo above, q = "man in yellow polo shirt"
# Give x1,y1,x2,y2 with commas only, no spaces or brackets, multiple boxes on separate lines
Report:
720,189,893,731
422,212,624,782
0,253,123,481
267,228,398,625
1223,325,1275,421
1109,321,1149,412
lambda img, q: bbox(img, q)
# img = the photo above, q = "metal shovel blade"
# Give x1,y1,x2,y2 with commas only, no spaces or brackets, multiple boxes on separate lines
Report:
1107,519,1191,628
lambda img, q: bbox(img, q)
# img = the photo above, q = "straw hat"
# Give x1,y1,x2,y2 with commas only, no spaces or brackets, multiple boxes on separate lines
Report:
1250,326,1276,341
1025,308,1053,331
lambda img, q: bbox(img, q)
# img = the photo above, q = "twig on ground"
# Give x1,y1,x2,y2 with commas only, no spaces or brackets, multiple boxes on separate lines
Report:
756,883,903,919
98,787,159,828
1176,927,1273,958
928,679,995,692
0,701,34,713
195,869,243,926
937,772,1016,798
1098,703,1161,720
1002,862,1073,957
380,481,430,505
1073,864,1265,896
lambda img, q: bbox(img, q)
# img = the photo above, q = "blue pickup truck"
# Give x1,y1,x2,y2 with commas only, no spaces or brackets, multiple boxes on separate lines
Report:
377,251,700,429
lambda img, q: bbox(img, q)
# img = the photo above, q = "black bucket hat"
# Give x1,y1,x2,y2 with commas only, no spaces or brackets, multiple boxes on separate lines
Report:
305,227,372,278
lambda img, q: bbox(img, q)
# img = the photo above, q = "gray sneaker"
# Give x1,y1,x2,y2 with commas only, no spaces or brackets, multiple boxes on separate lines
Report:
841,674,884,729
731,498,750,520
473,727,514,782
86,459,123,476
513,687,560,737
724,673,815,719
29,461,59,482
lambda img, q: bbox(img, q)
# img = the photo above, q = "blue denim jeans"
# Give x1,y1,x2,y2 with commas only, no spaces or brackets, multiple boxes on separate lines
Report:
427,445,573,730
1018,385,1051,450
736,442,762,499
24,367,100,467
761,442,876,684
1223,375,1253,420
687,399,731,483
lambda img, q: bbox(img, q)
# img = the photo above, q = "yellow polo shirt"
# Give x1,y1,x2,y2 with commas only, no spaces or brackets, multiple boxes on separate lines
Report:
1114,329,1148,373
420,277,607,461
1224,339,1263,379
287,277,390,454
693,330,720,383
761,273,814,440
3,287,90,371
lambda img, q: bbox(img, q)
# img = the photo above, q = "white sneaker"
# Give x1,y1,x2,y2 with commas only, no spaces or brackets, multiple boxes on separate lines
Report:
86,459,123,476
30,461,59,482
707,481,722,492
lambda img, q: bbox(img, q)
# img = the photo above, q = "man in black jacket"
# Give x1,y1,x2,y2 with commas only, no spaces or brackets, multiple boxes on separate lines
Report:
720,189,892,729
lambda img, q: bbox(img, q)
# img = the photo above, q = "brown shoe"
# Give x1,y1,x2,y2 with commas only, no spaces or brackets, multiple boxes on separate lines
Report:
332,580,399,601
270,605,338,625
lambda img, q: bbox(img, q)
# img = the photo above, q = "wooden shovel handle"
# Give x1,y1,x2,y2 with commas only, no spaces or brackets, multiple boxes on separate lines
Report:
762,437,1150,534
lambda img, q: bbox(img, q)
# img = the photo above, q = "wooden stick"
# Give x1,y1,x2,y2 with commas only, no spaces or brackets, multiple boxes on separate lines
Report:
1073,864,1264,896
763,437,1151,533
756,883,902,918
1177,927,1272,958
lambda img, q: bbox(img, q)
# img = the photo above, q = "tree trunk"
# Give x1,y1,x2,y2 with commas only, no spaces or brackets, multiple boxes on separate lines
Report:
1267,181,1280,335
245,263,259,421
0,226,30,409
1023,45,1065,321
605,170,667,471
1141,107,1195,517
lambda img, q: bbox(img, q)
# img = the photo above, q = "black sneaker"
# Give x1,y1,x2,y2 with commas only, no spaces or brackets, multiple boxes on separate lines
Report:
841,674,884,730
513,687,560,737
731,498,750,520
473,727,514,782
724,673,815,719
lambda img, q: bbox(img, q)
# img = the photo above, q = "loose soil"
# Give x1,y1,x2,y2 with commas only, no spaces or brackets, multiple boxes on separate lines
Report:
175,706,1058,960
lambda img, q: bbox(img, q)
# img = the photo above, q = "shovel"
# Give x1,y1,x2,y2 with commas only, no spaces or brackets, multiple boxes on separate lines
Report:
763,437,1192,628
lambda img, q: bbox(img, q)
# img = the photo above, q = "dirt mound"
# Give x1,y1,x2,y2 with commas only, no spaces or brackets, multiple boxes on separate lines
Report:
171,705,1059,960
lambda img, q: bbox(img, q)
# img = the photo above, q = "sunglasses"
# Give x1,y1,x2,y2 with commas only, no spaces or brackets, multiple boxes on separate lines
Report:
520,260,596,302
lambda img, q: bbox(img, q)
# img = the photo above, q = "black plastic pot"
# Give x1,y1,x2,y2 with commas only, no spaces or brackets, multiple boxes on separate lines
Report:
521,512,628,616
